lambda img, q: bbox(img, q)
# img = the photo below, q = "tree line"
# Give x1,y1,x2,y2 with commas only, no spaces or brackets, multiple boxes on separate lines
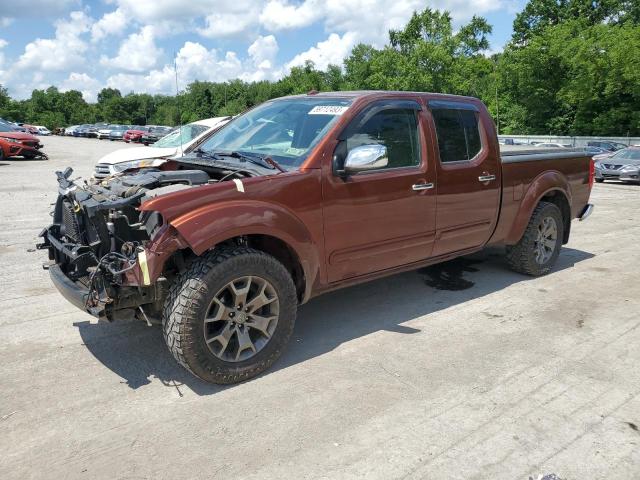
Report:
1,0,638,136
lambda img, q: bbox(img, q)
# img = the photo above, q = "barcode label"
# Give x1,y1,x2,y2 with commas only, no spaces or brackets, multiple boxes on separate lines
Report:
308,105,349,115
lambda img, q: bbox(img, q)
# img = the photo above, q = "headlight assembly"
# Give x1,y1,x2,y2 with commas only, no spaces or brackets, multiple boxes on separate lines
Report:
0,137,21,144
111,158,167,173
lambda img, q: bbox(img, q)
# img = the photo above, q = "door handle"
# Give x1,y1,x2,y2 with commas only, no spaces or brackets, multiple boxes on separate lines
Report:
412,182,435,191
478,174,496,182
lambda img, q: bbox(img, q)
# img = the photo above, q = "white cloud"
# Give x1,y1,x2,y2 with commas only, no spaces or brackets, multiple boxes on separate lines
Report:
59,72,102,102
100,26,163,72
106,41,244,94
15,11,92,71
259,0,323,31
198,11,260,38
91,9,129,42
0,18,14,28
287,32,357,71
248,35,278,66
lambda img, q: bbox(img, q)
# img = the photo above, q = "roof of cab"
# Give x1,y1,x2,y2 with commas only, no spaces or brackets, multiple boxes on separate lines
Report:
282,90,481,102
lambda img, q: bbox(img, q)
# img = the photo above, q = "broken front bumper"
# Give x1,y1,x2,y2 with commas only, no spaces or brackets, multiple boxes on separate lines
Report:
47,263,107,319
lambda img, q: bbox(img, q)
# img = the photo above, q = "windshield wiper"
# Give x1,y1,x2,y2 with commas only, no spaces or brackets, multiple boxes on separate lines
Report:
220,151,285,172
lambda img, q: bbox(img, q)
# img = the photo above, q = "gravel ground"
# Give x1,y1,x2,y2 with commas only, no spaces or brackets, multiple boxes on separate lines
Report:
1,136,639,480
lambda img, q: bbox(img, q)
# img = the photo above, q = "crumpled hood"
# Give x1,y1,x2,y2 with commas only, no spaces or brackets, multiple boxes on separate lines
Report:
0,131,39,142
97,146,178,165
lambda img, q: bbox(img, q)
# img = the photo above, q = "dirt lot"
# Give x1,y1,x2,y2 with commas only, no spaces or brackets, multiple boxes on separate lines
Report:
1,136,639,479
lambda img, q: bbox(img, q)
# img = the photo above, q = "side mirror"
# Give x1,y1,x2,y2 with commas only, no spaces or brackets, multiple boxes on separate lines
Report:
343,144,388,174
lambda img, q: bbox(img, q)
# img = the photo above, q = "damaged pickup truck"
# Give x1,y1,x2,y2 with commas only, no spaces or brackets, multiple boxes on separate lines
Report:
40,91,594,384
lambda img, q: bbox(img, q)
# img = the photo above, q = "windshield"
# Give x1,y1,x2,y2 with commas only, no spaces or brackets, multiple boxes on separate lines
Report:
199,97,352,168
612,149,640,160
154,124,208,148
0,123,15,132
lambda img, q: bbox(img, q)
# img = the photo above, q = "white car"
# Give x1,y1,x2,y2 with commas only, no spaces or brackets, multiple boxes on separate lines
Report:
65,125,79,136
35,126,51,136
93,116,231,179
96,125,118,139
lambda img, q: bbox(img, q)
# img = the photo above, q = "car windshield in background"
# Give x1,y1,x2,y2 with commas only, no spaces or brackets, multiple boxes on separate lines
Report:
154,124,207,148
199,97,353,168
0,123,15,132
612,149,640,160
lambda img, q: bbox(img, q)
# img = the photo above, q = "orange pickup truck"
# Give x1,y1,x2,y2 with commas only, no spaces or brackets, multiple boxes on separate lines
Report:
40,91,594,384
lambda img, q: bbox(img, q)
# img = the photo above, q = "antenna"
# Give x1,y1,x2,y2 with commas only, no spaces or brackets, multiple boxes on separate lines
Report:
174,52,184,158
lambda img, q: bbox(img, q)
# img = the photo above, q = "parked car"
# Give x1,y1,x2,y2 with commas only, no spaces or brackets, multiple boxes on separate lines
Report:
123,126,152,143
40,91,594,384
64,125,79,136
34,126,51,136
0,122,45,159
109,126,129,141
583,146,608,155
587,140,627,152
141,126,174,145
73,124,92,137
594,146,640,183
86,125,100,138
536,142,568,148
96,125,120,139
22,124,39,135
93,117,231,178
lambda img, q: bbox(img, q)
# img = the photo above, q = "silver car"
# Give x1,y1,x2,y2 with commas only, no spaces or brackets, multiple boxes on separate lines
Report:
594,147,640,183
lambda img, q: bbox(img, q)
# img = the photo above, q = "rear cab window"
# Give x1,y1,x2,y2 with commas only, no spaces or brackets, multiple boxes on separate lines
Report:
429,101,482,163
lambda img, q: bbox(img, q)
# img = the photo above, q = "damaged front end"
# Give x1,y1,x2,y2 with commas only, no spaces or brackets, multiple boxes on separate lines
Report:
38,167,200,322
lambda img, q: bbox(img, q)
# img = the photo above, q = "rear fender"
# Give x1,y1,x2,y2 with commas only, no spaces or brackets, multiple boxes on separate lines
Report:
505,170,572,245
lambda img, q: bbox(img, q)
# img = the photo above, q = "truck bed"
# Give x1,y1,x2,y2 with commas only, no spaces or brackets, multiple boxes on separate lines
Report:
489,146,593,245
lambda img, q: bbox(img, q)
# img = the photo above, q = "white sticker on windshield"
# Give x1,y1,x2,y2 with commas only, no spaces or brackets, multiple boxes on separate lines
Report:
308,105,349,115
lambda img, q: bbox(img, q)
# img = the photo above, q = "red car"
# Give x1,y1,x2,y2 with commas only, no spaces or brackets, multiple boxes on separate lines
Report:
123,126,151,143
0,123,45,159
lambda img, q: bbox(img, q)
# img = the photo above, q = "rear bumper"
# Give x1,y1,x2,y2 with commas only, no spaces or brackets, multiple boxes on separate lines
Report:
578,203,594,222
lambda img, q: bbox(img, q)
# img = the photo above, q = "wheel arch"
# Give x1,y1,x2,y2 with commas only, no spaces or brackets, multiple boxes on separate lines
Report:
505,170,572,245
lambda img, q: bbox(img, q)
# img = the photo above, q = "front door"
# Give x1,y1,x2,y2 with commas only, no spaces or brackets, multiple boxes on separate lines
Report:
427,100,501,256
322,99,437,283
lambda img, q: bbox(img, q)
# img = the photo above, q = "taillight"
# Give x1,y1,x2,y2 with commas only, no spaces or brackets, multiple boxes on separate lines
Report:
588,158,594,188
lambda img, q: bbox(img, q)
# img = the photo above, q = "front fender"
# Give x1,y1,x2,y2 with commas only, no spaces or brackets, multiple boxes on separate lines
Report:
505,170,572,245
171,200,320,300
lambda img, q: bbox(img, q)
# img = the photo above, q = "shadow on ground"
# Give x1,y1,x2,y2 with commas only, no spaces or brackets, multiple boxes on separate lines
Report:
74,246,594,395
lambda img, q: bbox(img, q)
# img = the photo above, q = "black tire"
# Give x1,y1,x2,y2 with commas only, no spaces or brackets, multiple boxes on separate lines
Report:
163,247,297,384
506,201,564,276
595,178,604,183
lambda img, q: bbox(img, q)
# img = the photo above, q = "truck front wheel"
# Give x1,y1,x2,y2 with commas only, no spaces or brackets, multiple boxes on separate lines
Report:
506,201,564,276
163,247,297,384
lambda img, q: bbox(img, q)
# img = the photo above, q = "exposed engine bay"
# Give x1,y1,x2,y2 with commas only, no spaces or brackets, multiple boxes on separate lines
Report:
38,163,258,321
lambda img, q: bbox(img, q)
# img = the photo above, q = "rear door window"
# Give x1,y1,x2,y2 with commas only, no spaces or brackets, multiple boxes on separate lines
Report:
431,106,482,163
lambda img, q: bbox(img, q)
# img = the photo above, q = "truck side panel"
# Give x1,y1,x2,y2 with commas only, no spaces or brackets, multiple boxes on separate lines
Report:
489,152,592,246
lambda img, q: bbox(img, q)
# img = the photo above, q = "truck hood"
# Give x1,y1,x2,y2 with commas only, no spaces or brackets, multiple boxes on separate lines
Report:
98,146,178,165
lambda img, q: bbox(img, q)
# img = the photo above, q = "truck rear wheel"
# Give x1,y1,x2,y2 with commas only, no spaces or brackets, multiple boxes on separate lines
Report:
506,201,564,276
163,247,297,384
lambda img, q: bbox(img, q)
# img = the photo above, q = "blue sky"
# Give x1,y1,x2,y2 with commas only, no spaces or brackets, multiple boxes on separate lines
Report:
0,0,525,102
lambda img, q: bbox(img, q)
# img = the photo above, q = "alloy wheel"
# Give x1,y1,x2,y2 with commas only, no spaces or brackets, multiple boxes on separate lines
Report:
534,216,558,265
204,276,279,362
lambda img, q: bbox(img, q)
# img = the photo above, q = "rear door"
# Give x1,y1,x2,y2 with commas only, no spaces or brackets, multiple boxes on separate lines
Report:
427,100,501,256
322,99,437,283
